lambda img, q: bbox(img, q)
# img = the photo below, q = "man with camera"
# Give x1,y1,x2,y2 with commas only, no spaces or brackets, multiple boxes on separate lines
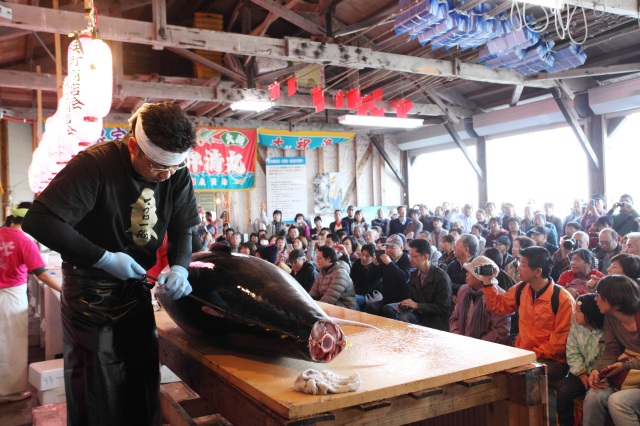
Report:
482,247,575,384
382,239,451,331
607,194,639,236
365,234,412,315
450,256,511,343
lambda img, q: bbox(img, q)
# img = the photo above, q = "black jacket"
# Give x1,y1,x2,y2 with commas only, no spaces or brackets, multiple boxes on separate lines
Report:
409,265,452,331
350,259,383,295
380,252,413,303
291,261,318,292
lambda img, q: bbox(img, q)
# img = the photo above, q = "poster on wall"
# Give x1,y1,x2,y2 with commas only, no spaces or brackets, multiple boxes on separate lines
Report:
313,173,343,214
266,157,308,221
189,127,257,191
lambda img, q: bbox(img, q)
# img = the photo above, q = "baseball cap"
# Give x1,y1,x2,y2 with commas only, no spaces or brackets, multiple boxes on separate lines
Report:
528,226,549,236
494,236,511,246
463,256,499,281
347,205,355,210
383,234,404,247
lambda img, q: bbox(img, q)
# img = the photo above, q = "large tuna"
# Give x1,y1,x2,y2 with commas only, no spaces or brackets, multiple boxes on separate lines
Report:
155,247,348,362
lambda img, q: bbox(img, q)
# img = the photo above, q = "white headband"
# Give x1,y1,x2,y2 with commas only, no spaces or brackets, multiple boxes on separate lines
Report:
128,103,189,165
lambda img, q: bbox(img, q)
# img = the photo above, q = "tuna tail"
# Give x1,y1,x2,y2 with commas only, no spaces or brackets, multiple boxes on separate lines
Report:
329,317,382,332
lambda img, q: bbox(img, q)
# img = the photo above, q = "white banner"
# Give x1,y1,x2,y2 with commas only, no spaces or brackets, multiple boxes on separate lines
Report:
266,157,308,222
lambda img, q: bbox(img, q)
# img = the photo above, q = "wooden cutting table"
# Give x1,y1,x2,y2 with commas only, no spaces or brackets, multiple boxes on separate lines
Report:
156,303,548,426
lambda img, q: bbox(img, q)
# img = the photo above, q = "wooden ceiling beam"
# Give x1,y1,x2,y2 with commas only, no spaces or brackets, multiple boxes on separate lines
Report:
0,2,553,88
250,0,325,36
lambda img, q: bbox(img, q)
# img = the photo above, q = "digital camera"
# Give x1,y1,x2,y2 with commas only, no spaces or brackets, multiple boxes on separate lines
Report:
475,265,496,276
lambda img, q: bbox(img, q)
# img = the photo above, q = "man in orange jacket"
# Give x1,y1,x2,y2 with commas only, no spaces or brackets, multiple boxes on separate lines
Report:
480,246,575,384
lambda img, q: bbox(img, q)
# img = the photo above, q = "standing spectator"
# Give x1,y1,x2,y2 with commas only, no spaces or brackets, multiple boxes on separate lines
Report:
342,206,357,235
501,203,521,232
485,202,501,220
260,202,285,238
581,194,607,233
482,247,575,385
382,239,451,331
353,209,369,233
311,216,323,237
371,208,390,236
454,204,475,234
365,234,413,315
350,243,383,311
389,206,413,235
607,194,640,236
308,246,357,309
0,202,61,404
450,256,511,343
294,213,311,239
584,275,640,426
288,249,317,292
329,209,348,234
556,293,604,426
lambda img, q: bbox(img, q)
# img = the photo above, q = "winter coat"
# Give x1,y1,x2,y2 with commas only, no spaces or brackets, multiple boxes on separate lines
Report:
309,261,357,310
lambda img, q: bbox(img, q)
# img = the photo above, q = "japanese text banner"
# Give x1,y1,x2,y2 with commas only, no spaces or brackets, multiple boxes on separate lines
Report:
258,128,355,150
189,127,257,191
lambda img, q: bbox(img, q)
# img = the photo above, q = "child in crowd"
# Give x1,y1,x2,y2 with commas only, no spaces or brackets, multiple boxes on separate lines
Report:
556,293,605,426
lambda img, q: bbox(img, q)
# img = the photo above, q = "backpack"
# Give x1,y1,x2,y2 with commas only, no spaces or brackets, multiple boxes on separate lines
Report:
515,282,562,315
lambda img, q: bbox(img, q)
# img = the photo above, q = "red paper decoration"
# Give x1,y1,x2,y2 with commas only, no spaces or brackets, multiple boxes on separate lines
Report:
391,98,414,118
335,90,344,109
346,88,361,110
312,86,325,113
288,77,297,96
269,81,281,100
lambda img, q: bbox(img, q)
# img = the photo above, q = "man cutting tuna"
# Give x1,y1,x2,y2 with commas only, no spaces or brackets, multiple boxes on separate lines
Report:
23,103,200,426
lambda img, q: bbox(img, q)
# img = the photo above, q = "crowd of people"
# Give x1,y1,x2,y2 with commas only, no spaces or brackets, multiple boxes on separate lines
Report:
193,196,640,425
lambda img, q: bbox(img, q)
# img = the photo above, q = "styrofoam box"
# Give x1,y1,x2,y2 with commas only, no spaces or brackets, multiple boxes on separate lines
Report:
29,359,64,391
160,365,180,384
37,387,66,405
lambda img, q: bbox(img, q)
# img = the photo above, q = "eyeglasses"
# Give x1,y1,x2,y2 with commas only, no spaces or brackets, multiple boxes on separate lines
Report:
146,159,187,174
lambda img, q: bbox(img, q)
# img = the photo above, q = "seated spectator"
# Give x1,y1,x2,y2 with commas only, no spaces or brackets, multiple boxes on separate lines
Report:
492,235,513,269
606,194,640,236
623,232,640,255
375,236,387,250
521,205,534,233
563,221,581,242
353,209,369,233
449,227,463,239
594,228,622,273
556,293,605,426
350,243,383,311
453,204,475,234
248,232,259,244
471,224,487,254
288,249,318,292
311,216,323,237
606,253,640,280
371,208,390,236
482,247,517,292
352,225,366,245
563,199,584,230
340,235,360,264
286,226,299,245
382,239,451,331
438,234,456,268
365,234,413,316
450,256,511,343
239,242,256,256
433,206,451,230
486,217,509,249
293,236,308,252
447,234,479,303
404,208,423,238
275,236,289,264
528,226,559,255
572,230,590,249
507,217,526,251
308,246,357,310
557,248,605,299
482,247,575,385
544,202,565,241
256,244,291,273
501,203,522,232
229,233,243,253
583,275,640,426
505,236,535,283
389,206,412,235
475,209,489,233
533,212,559,247
581,194,606,233
551,238,575,282
431,216,447,251
306,233,326,263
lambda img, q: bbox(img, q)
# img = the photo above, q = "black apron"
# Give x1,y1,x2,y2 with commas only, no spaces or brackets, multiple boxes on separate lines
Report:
61,265,160,426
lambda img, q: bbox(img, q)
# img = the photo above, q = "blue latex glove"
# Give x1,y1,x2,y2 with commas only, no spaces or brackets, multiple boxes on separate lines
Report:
157,265,192,300
93,251,146,281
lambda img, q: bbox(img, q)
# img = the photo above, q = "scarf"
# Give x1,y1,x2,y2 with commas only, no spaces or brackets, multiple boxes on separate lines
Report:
459,287,488,339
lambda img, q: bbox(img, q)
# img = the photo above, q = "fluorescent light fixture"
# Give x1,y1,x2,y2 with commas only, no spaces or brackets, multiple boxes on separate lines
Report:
520,0,564,9
338,114,424,129
230,100,273,112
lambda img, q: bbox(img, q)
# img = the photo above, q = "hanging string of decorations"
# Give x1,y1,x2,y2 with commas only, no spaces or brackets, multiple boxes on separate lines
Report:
28,1,112,193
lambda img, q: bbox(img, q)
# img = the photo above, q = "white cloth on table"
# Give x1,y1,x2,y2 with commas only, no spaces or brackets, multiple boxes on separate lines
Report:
0,284,28,396
294,369,361,395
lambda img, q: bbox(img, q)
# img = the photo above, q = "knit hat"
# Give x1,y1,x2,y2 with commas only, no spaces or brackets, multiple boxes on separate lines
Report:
257,244,278,264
